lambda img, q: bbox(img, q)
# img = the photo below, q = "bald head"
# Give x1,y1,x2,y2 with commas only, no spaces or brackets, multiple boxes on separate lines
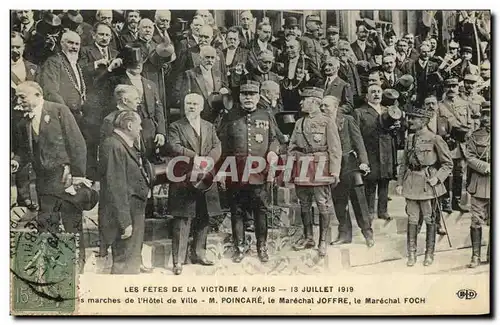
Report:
138,18,154,40
261,80,280,103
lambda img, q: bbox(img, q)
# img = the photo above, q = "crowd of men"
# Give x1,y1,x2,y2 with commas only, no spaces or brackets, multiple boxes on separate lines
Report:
10,10,491,275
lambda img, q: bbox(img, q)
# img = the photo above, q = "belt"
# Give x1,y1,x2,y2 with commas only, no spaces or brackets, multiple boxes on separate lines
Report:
408,165,424,171
295,146,328,154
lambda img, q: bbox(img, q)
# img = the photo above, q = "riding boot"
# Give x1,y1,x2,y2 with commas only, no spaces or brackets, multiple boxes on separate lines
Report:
423,223,436,266
293,210,315,250
468,227,482,268
407,223,418,267
318,212,330,257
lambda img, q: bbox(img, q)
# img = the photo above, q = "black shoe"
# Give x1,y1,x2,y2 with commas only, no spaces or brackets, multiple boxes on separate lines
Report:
330,237,352,245
468,227,482,268
318,241,327,257
191,255,214,266
232,251,245,263
378,213,392,221
173,264,182,275
140,265,154,273
258,249,269,263
293,237,316,251
441,198,453,214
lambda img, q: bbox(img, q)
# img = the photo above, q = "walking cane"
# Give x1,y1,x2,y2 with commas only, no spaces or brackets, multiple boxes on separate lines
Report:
431,184,452,248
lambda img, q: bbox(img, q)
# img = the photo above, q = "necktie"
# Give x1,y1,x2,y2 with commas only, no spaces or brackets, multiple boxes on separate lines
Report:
325,77,332,89
246,31,251,43
389,74,394,86
101,48,108,60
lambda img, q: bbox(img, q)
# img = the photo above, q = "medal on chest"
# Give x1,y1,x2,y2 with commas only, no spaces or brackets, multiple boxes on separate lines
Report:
255,133,264,143
313,134,322,142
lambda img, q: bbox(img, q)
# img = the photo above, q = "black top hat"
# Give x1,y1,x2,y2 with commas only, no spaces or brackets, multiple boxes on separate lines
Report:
208,92,234,112
120,44,144,67
283,17,299,28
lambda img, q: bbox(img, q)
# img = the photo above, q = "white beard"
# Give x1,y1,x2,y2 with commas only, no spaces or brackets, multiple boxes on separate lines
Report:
66,52,79,64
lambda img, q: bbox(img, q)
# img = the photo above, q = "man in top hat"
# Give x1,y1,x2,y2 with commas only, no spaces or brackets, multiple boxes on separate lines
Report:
323,56,353,114
218,80,280,263
300,15,325,70
273,16,300,56
12,81,90,272
167,93,222,275
396,106,453,267
175,45,230,123
354,84,398,220
98,110,153,274
288,87,341,257
452,46,480,79
103,44,166,162
461,74,485,129
437,77,474,211
119,10,141,46
462,101,491,268
321,96,374,247
38,30,87,127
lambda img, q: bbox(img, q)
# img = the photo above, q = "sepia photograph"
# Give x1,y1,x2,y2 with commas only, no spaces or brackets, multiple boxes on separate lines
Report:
8,7,492,315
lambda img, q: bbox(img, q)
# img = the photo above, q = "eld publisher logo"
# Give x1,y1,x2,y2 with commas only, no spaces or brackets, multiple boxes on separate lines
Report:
456,289,478,300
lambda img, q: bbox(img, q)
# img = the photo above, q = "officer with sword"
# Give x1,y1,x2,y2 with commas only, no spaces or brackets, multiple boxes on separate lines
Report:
396,107,453,267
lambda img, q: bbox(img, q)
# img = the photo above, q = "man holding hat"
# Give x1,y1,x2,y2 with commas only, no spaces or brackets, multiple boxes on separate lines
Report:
462,101,491,268
396,107,453,267
218,80,280,264
300,15,325,70
288,87,341,257
167,93,222,275
25,11,63,65
437,77,474,211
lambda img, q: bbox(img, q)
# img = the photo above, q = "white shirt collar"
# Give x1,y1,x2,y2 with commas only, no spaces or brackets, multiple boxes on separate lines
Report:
357,39,366,48
257,39,268,50
21,21,34,31
192,34,199,44
11,58,24,67
200,65,212,74
114,129,135,148
418,58,428,68
126,71,142,81
186,115,201,135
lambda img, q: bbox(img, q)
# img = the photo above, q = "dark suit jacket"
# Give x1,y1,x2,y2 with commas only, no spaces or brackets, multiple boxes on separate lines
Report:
119,26,138,46
175,65,229,122
223,46,249,69
379,68,403,90
77,22,94,47
12,100,87,196
246,39,279,73
177,34,198,55
79,43,119,80
11,60,38,85
173,44,226,82
354,103,397,181
338,60,363,100
324,76,354,114
167,118,222,218
351,40,374,62
37,52,86,116
237,26,254,49
105,72,167,138
98,132,151,248
152,25,174,45
402,59,439,104
336,112,369,176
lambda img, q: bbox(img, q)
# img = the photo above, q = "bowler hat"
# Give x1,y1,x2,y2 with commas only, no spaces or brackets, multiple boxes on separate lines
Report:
299,86,324,99
154,42,176,63
42,12,62,27
66,10,83,24
283,16,299,28
395,74,414,90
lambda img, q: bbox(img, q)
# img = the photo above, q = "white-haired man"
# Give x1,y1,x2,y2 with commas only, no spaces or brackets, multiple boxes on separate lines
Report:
38,30,86,126
167,93,222,275
153,10,173,45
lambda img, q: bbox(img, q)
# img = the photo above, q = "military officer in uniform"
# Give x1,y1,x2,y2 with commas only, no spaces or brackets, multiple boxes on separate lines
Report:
396,107,453,267
218,80,280,263
287,87,341,257
462,101,491,268
321,96,374,247
438,78,474,212
460,74,484,130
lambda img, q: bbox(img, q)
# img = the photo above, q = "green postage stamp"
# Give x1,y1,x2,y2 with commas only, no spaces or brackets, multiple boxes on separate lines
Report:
10,220,79,315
